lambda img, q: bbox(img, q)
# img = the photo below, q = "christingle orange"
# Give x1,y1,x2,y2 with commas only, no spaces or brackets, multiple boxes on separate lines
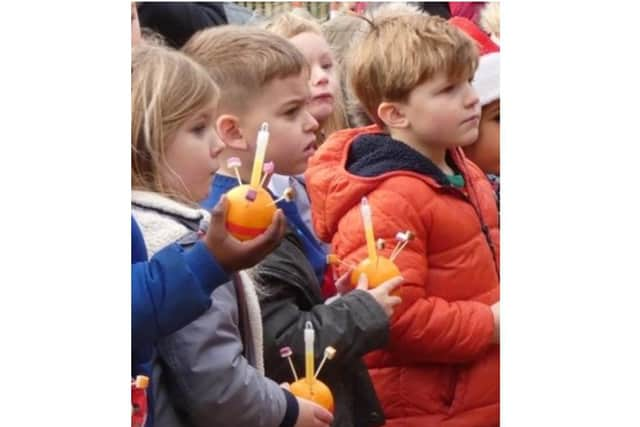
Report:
281,323,336,413
224,123,293,241
328,197,410,290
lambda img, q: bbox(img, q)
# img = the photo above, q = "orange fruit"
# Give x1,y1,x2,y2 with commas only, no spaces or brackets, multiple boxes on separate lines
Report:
350,256,401,289
225,185,276,241
290,378,334,413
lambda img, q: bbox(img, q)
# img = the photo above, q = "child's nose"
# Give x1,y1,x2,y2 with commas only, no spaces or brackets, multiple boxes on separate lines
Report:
313,67,329,86
464,84,480,108
304,110,319,132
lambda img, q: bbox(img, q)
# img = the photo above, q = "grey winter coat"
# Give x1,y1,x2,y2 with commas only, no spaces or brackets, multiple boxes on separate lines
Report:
152,277,291,427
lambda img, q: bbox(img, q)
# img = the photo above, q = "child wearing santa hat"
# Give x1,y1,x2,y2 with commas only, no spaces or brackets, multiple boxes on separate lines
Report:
450,16,500,205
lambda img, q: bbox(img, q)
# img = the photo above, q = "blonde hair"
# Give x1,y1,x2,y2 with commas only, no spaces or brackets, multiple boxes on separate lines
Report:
182,25,307,115
263,10,322,38
349,14,479,127
322,13,370,128
367,2,425,20
480,2,500,43
140,27,167,46
131,44,219,203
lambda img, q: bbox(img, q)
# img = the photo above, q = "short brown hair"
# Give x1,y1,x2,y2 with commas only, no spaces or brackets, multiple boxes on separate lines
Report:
182,25,307,114
349,15,479,127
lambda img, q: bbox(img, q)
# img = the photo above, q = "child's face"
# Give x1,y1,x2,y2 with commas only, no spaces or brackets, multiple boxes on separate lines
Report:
288,32,338,125
402,71,481,149
240,72,319,176
463,99,500,175
163,102,225,201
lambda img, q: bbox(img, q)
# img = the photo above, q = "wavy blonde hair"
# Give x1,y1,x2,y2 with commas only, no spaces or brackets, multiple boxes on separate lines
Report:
480,2,500,44
349,14,479,128
321,13,370,128
131,44,219,203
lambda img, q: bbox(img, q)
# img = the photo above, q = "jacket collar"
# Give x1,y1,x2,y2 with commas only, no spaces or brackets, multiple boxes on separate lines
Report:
346,133,462,187
131,190,208,232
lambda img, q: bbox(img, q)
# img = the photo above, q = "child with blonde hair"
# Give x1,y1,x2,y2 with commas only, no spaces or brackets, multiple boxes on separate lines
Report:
480,2,500,45
306,14,500,427
320,12,369,129
131,43,332,427
264,12,343,140
183,25,403,427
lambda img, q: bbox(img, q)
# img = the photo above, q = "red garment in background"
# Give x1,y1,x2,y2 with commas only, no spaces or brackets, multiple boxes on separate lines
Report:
355,2,367,14
449,2,486,25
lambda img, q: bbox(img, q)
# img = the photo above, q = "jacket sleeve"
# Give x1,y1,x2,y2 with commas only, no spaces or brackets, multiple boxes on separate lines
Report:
155,281,297,427
262,290,389,375
256,232,389,381
131,241,229,353
337,188,496,364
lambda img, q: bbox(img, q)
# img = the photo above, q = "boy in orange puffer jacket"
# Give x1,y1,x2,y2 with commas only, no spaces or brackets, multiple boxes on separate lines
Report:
305,13,500,427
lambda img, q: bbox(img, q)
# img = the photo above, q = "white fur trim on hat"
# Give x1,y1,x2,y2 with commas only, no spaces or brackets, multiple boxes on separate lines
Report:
473,52,500,106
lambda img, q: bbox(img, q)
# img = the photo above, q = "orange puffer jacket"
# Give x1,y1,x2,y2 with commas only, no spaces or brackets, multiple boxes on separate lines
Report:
305,126,500,427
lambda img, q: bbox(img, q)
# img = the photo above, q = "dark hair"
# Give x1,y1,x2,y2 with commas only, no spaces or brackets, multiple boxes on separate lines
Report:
137,2,228,49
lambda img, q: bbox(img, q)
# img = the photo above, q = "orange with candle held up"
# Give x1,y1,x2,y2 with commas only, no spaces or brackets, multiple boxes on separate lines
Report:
341,198,407,289
225,185,276,241
225,122,280,241
350,256,401,289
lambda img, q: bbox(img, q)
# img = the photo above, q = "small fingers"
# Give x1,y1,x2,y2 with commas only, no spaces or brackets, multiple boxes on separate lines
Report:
253,209,285,249
388,296,402,307
312,406,334,425
356,272,368,291
378,276,404,293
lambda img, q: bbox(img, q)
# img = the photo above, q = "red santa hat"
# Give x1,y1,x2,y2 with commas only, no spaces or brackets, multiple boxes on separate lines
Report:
449,16,500,106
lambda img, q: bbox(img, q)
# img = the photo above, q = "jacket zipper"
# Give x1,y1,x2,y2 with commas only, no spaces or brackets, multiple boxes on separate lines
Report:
443,186,500,278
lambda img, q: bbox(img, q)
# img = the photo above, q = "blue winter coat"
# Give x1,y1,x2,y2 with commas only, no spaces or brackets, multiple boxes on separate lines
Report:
131,216,229,370
131,215,229,427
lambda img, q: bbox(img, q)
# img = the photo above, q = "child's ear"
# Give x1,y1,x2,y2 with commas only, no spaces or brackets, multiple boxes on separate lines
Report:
377,102,409,129
216,115,249,151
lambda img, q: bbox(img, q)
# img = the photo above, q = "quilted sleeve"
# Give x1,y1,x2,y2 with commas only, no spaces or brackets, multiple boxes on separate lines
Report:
334,186,496,364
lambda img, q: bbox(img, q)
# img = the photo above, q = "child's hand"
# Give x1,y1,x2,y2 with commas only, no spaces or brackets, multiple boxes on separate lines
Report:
491,302,500,343
334,269,354,296
204,195,286,272
356,273,404,318
294,397,334,427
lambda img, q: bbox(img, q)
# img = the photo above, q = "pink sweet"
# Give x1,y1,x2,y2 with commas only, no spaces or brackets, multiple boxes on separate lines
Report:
227,157,242,169
263,161,275,174
279,346,293,358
